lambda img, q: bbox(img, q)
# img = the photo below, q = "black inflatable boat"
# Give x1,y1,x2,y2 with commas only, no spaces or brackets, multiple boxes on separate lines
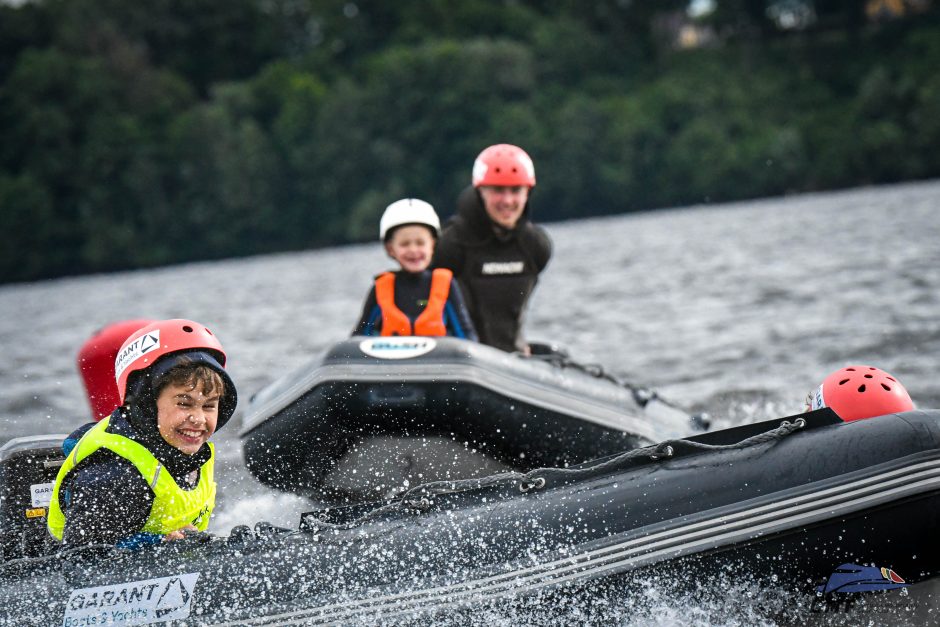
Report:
2,408,938,624
240,336,706,501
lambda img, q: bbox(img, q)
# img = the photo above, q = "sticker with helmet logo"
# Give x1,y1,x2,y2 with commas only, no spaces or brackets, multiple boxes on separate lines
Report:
472,159,489,184
114,330,161,383
809,384,826,411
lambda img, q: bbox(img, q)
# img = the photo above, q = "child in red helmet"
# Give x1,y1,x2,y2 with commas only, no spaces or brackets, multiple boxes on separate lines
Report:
48,319,237,547
807,365,914,422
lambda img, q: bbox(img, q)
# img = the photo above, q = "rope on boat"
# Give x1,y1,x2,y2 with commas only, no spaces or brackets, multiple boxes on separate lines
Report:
302,417,807,533
532,350,709,427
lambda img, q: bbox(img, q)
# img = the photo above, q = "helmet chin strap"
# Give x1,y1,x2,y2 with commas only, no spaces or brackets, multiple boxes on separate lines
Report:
122,373,160,437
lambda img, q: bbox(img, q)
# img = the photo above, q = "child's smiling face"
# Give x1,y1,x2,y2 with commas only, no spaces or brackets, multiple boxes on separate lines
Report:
155,379,219,455
385,225,436,273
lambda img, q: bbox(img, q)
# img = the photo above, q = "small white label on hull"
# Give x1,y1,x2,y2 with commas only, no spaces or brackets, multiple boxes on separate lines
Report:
30,482,54,507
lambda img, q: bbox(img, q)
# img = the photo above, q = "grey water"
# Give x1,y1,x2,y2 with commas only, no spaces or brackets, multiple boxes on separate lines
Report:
1,180,938,624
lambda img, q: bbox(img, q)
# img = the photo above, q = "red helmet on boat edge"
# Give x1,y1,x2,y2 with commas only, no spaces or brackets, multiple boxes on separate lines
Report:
472,144,536,188
114,319,228,406
77,319,155,420
808,365,914,422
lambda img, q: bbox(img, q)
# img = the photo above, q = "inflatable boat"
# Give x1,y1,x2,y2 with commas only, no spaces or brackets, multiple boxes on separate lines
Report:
240,336,707,501
2,408,938,624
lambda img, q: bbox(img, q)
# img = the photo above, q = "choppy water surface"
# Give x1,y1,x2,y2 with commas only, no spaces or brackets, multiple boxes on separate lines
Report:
1,181,938,624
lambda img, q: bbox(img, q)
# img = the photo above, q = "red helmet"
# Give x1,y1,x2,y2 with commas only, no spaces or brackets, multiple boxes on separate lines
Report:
77,319,154,420
115,319,227,405
808,365,914,422
472,144,536,188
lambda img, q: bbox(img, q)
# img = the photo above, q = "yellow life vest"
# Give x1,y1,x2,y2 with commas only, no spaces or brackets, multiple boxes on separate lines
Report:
47,417,215,541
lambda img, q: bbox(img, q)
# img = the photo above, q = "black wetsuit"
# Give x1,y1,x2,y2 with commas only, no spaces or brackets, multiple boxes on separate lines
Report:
432,186,552,352
56,409,209,547
353,269,478,340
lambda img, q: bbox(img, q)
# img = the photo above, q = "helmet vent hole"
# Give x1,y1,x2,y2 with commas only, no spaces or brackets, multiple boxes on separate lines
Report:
846,367,856,372
838,378,850,385
182,325,194,333
864,374,873,379
206,328,214,335
857,384,867,393
887,376,896,382
881,383,891,391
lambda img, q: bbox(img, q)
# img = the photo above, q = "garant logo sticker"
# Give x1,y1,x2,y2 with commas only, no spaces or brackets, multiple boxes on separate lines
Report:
30,482,54,507
359,337,437,360
63,572,199,626
114,331,160,384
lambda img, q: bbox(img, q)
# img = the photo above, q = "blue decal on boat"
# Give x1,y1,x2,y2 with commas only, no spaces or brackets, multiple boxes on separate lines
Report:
816,563,908,595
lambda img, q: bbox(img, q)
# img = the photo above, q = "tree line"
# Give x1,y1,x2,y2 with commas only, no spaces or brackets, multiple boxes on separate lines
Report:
2,1,939,283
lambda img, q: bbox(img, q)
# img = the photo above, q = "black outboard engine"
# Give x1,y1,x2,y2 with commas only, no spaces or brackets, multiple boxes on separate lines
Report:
0,434,67,561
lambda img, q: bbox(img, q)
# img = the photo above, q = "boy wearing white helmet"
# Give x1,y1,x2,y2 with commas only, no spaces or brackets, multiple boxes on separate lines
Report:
353,199,477,340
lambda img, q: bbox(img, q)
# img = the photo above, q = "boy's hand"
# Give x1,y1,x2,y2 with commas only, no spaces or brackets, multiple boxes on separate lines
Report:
163,525,199,542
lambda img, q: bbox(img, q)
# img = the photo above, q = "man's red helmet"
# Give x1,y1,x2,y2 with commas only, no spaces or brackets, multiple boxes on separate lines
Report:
472,144,536,188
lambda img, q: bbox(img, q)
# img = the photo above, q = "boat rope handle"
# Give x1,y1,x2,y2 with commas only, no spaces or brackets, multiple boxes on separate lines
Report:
534,351,707,422
519,477,546,493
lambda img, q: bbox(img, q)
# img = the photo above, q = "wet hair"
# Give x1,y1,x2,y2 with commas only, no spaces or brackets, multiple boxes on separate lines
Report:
154,357,225,399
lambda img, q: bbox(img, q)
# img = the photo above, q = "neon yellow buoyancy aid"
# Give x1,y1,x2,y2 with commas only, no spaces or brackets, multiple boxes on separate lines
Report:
47,417,216,541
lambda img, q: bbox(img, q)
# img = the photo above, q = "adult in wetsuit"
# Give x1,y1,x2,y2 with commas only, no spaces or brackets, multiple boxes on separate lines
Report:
433,144,551,353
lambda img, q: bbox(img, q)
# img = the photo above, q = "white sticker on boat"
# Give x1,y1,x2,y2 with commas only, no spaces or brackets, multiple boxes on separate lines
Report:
63,572,199,626
114,330,161,383
359,337,437,359
30,482,54,507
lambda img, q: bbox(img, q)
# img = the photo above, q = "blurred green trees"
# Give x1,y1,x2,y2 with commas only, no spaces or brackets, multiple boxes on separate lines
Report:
2,1,939,282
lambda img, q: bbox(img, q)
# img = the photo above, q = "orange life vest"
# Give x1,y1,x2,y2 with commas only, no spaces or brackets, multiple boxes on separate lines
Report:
374,269,453,337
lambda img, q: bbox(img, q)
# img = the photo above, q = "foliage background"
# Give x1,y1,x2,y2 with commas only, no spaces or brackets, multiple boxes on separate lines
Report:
2,0,939,283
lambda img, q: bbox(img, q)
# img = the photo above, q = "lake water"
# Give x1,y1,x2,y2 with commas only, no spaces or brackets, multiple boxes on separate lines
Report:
1,180,938,624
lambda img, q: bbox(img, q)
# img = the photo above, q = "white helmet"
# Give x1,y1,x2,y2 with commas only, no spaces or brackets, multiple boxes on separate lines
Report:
379,198,441,241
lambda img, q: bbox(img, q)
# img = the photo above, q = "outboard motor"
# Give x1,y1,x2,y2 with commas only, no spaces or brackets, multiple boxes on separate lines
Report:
0,434,67,561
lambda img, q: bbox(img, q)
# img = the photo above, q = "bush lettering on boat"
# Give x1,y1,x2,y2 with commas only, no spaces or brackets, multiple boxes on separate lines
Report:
62,572,199,626
359,337,437,359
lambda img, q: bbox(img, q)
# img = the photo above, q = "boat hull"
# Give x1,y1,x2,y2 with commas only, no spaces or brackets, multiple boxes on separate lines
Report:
2,409,938,625
240,337,702,500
